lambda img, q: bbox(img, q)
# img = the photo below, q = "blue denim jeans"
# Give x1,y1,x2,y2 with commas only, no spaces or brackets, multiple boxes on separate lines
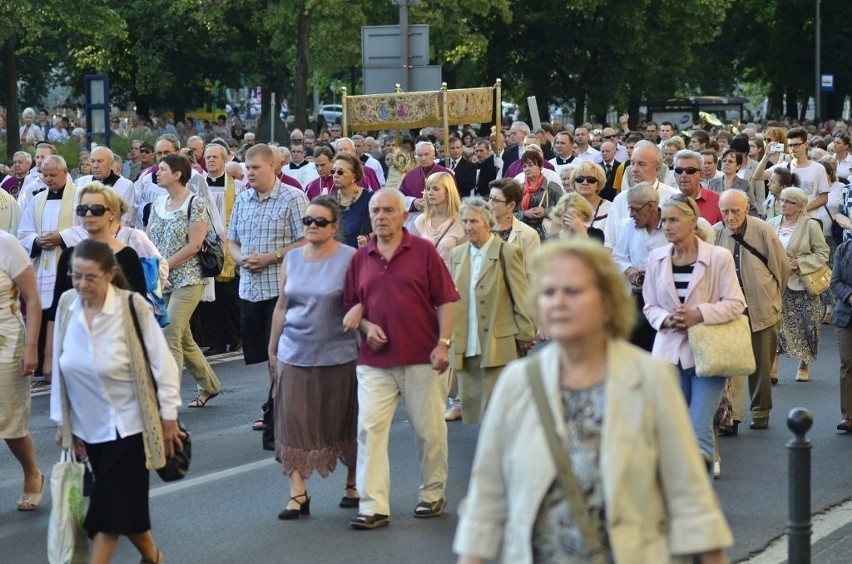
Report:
677,364,726,461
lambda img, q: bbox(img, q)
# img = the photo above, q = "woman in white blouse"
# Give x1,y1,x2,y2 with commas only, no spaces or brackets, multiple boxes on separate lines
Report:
51,239,182,564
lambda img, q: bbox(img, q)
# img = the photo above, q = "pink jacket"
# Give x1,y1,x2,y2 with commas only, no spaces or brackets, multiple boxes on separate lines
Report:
642,238,746,370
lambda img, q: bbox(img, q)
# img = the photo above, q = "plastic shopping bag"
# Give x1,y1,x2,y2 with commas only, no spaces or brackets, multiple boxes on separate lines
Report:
47,450,88,564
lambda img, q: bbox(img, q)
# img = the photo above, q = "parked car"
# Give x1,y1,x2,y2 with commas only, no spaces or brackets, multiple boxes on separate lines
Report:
318,104,343,123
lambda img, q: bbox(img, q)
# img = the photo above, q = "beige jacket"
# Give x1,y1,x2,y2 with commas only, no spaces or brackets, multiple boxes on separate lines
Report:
449,239,535,369
714,216,789,332
767,215,830,292
504,216,540,279
453,341,733,563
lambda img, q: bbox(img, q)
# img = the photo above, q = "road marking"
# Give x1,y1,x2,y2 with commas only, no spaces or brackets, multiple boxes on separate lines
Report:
740,499,852,563
150,458,275,497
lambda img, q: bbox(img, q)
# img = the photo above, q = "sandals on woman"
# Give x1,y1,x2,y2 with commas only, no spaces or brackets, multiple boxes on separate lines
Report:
17,473,45,511
339,483,360,508
187,392,219,408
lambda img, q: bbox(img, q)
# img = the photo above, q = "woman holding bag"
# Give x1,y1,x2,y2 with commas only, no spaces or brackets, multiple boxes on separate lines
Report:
454,240,732,563
767,187,830,382
516,149,562,240
50,239,182,564
148,153,220,407
643,193,746,466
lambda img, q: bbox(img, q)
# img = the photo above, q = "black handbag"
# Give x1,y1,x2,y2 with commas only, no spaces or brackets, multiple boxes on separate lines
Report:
128,295,192,481
188,195,224,277
261,382,275,451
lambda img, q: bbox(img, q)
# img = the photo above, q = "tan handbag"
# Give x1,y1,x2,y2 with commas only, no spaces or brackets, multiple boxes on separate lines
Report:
687,259,756,378
216,175,237,282
790,219,831,296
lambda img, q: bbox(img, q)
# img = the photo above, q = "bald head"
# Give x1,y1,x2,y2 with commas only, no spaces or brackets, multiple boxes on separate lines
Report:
719,189,750,233
90,147,114,180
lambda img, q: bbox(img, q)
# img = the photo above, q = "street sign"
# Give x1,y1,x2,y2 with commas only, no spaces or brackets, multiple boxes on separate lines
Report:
821,74,834,93
363,66,442,95
362,25,430,69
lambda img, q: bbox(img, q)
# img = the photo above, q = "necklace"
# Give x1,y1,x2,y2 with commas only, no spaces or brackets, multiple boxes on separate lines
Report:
336,187,361,209
166,190,190,211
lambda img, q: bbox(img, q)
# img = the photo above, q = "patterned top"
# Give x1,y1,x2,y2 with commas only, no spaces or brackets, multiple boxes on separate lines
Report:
672,262,695,303
532,383,611,563
227,180,307,302
148,194,209,291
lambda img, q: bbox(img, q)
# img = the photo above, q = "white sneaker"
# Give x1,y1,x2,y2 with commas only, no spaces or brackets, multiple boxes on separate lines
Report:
713,460,721,479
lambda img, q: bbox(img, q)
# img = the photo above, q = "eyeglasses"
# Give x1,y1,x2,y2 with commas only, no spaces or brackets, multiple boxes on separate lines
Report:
140,149,152,154
331,168,350,176
788,142,805,149
574,176,599,184
68,271,104,284
674,167,700,175
778,199,800,205
75,204,108,217
488,196,507,204
301,216,333,227
627,202,653,214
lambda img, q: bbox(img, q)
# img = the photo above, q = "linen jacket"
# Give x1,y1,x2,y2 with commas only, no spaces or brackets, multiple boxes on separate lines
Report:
504,216,541,279
449,240,535,369
708,176,758,215
642,239,747,369
766,215,830,292
453,341,734,563
831,240,852,327
713,217,789,332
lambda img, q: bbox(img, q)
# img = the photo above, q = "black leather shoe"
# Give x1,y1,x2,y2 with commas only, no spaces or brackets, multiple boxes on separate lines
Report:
204,346,227,356
750,417,769,430
719,421,739,436
837,420,852,433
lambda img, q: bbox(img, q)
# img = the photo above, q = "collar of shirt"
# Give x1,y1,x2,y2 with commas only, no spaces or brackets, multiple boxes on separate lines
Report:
366,227,413,261
207,173,226,187
251,179,282,202
68,283,119,317
471,233,495,260
101,170,120,186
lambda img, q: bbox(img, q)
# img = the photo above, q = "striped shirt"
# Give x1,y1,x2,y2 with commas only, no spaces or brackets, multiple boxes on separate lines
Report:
672,263,695,303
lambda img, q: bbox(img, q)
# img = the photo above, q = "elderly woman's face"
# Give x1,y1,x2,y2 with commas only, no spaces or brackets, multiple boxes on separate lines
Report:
461,208,492,248
522,160,541,180
70,258,113,304
778,196,804,218
661,205,697,244
574,173,600,197
537,254,608,345
23,113,34,125
560,169,575,192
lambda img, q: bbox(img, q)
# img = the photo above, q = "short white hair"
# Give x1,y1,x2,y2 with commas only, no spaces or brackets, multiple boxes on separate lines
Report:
415,141,435,155
371,188,408,213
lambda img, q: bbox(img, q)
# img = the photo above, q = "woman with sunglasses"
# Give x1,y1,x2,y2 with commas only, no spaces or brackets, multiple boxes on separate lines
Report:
571,161,611,233
268,196,360,520
330,154,373,248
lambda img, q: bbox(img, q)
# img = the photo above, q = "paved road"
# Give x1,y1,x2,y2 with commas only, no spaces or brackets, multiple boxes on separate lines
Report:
1,325,850,563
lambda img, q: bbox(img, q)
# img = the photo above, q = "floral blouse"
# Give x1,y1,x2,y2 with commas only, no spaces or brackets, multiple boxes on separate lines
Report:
148,194,209,291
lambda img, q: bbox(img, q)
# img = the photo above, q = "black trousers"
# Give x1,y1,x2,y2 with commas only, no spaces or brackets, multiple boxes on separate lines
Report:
190,277,241,348
629,291,657,353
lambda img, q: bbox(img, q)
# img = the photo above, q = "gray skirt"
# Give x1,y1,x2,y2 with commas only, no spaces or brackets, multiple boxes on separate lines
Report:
778,288,821,363
274,360,358,479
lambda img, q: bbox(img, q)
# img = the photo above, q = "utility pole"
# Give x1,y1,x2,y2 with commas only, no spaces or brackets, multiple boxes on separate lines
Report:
393,0,420,91
815,0,821,122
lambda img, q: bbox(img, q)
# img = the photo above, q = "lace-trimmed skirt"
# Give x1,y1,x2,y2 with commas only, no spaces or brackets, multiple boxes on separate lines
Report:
778,288,821,363
274,361,358,479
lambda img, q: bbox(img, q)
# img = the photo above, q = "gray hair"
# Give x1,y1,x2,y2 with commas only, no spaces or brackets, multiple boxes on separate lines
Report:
42,155,68,172
459,196,497,229
335,137,354,151
157,133,181,150
22,107,36,119
626,181,659,204
415,140,436,155
112,153,123,167
205,143,229,159
674,149,703,167
90,146,115,165
633,140,663,166
372,188,408,214
13,151,32,164
780,187,809,209
187,135,204,147
511,121,531,135
351,134,365,142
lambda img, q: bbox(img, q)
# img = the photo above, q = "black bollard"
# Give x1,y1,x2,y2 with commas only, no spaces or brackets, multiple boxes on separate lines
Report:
787,407,813,564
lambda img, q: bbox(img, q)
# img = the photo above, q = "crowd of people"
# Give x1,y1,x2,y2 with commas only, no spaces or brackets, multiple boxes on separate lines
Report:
1,104,852,562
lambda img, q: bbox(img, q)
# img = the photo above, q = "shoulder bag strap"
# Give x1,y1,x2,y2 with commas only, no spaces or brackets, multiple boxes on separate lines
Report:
730,233,770,268
128,294,159,395
527,358,607,564
789,219,809,259
703,256,713,303
498,242,515,309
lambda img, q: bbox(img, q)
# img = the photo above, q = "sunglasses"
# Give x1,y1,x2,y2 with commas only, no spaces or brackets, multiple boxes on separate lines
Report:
331,168,350,176
574,176,598,184
603,134,617,139
301,216,333,227
674,167,700,175
140,149,152,154
75,204,108,217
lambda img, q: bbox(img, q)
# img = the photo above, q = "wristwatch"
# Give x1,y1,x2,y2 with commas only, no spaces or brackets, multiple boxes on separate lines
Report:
275,250,284,263
439,337,452,347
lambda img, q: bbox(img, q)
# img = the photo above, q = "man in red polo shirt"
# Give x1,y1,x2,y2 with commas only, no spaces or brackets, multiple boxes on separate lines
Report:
674,150,723,225
343,189,459,530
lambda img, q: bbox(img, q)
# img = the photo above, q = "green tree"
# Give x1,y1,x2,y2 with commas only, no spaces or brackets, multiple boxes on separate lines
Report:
1,0,126,154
